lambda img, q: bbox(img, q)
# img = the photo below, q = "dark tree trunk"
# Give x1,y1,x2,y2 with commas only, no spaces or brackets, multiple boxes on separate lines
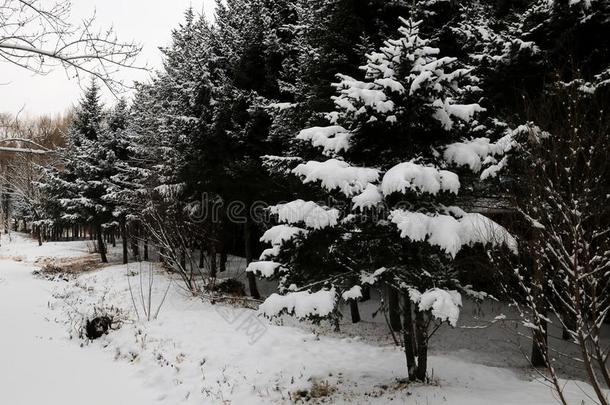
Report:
244,220,260,299
96,223,108,263
36,225,42,246
349,300,361,323
387,286,402,332
415,309,429,381
531,256,548,368
130,225,139,259
219,242,227,273
361,285,371,302
199,241,205,268
531,318,548,367
120,219,128,265
209,243,217,278
143,237,149,261
402,294,417,381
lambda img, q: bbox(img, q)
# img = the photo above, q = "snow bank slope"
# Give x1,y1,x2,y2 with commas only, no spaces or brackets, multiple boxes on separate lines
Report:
0,234,600,404
52,263,598,404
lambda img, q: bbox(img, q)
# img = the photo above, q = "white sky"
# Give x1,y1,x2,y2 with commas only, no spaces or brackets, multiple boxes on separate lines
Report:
0,0,217,117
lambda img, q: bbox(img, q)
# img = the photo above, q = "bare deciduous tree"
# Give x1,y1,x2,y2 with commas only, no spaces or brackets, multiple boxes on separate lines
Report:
0,0,143,93
509,82,610,405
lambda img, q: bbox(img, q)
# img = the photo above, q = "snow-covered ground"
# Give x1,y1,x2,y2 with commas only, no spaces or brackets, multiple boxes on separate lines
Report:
0,233,603,404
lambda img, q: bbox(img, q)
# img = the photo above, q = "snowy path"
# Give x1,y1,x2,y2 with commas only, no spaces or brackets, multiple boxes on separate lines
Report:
0,259,158,405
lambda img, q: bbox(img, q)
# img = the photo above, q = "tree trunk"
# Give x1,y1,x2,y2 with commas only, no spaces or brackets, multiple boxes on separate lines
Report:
415,309,429,381
349,300,361,323
120,219,128,265
387,286,402,332
199,241,205,268
244,220,260,299
361,285,371,302
96,223,108,263
130,225,139,259
531,255,548,368
143,237,149,261
531,318,548,367
219,242,227,273
402,294,417,381
209,243,217,278
36,225,42,246
159,246,165,263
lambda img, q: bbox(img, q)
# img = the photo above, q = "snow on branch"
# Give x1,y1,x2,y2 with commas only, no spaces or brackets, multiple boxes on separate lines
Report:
381,162,459,196
390,209,518,257
411,288,462,327
296,125,352,156
332,74,395,115
270,200,340,230
259,288,336,319
246,261,284,278
341,285,363,301
292,159,380,197
258,224,308,260
444,123,547,178
351,183,383,210
444,134,514,172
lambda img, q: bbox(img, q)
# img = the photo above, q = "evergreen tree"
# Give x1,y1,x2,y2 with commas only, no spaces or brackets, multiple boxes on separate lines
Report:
41,80,115,262
251,18,517,381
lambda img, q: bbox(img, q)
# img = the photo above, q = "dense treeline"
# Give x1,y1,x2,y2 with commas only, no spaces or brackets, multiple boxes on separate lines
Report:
6,0,609,391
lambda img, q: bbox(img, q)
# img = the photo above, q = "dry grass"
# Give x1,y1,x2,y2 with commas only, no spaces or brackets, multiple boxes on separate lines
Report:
292,379,337,403
310,379,337,398
34,255,102,280
0,254,24,261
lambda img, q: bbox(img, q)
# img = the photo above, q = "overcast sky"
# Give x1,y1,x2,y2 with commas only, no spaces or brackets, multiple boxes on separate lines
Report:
0,0,216,117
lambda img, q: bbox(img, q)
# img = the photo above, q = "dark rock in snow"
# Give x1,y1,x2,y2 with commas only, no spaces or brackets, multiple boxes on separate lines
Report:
86,316,111,340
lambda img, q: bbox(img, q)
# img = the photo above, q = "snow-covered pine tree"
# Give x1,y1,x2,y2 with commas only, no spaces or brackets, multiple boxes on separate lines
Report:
521,0,610,82
186,0,307,295
101,98,134,264
251,18,517,381
43,80,115,262
126,9,215,289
